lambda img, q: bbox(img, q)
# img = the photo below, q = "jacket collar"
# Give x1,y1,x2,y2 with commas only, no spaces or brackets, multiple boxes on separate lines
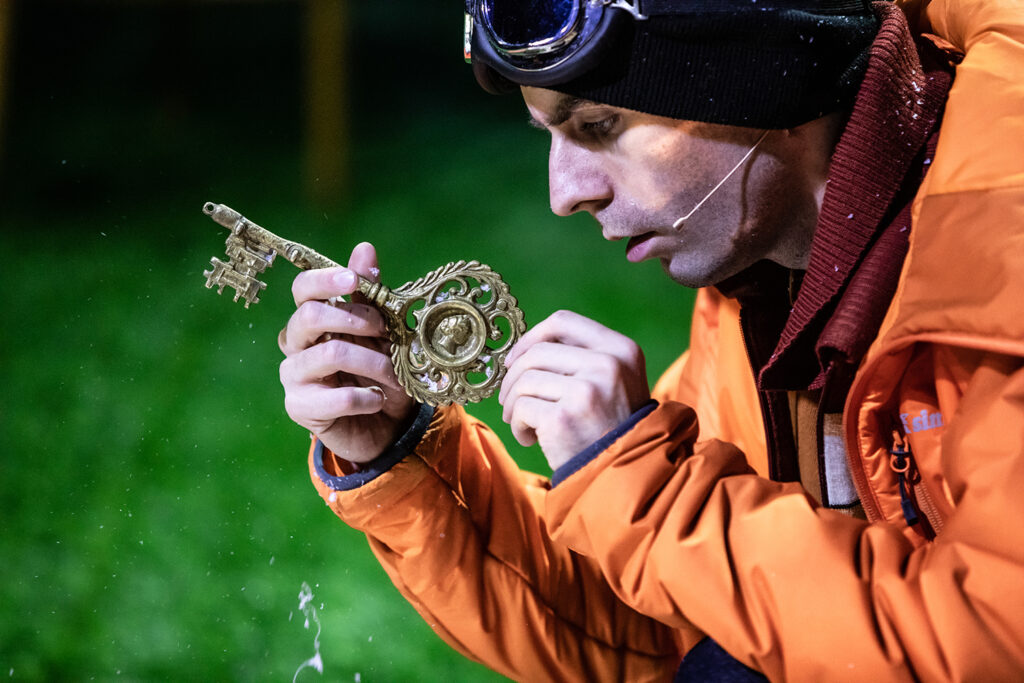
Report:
752,3,955,391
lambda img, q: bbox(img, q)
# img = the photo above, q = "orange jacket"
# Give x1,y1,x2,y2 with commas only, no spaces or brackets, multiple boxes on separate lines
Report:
310,0,1024,680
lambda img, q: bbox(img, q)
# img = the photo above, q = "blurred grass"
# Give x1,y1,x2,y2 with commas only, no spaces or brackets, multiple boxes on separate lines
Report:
0,3,696,680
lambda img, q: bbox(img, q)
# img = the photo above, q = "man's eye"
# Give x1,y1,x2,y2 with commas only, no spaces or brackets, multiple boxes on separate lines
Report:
578,115,620,138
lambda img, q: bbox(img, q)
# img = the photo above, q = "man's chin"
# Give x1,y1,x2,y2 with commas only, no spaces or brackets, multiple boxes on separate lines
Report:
660,256,750,290
660,259,714,290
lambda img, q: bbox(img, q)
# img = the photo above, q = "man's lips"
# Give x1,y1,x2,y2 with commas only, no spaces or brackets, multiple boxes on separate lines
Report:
625,232,658,263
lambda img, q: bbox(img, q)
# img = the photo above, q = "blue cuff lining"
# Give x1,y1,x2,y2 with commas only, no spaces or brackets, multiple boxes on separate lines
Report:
674,637,769,682
313,402,436,491
550,400,658,488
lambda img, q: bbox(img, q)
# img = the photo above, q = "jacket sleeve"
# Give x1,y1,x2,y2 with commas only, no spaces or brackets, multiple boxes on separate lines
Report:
544,351,1024,681
309,404,697,682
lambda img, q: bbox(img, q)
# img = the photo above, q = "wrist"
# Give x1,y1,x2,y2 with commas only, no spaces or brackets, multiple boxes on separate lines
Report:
551,400,658,487
314,403,436,491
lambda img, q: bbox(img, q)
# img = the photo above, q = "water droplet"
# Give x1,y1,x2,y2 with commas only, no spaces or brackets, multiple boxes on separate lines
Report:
293,582,324,682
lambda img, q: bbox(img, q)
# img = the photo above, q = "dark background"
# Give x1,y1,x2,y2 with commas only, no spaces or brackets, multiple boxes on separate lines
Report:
0,1,695,679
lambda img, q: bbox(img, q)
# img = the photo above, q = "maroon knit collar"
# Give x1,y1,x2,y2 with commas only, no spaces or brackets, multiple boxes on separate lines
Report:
756,3,955,391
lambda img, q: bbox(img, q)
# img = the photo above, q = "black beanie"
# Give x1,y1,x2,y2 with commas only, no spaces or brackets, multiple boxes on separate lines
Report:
474,0,881,129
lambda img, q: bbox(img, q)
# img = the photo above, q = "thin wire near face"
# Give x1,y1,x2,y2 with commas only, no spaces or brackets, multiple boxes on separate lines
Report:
673,129,770,230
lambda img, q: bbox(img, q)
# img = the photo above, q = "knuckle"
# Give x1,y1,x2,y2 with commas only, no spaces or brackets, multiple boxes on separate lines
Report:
297,300,324,331
292,270,323,305
622,342,643,368
373,354,392,379
516,368,537,387
283,394,303,422
573,382,600,410
277,326,292,354
332,391,355,415
552,309,573,323
291,271,309,299
595,353,620,380
323,339,350,366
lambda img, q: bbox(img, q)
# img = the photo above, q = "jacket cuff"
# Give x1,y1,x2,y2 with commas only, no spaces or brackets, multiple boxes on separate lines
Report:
313,402,436,491
551,400,659,487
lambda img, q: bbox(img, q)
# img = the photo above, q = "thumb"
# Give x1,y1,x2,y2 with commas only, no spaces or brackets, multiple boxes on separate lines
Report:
348,242,380,282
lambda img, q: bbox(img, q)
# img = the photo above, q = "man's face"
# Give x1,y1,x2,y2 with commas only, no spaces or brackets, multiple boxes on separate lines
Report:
522,86,832,288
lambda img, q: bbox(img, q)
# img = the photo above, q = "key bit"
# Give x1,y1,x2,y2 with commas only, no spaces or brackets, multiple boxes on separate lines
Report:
201,202,527,406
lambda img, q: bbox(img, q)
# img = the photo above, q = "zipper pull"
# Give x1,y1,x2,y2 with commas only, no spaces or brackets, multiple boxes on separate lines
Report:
890,432,920,527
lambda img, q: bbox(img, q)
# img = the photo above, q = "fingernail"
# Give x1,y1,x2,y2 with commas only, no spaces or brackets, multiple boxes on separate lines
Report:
334,270,356,289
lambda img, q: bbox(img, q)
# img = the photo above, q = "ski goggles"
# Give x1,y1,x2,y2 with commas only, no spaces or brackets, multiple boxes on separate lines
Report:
464,0,647,91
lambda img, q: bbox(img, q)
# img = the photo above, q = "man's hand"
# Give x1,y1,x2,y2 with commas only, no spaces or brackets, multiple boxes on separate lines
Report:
498,310,650,471
278,242,416,464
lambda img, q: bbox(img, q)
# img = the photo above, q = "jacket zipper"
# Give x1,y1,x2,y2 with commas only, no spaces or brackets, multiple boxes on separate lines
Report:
889,430,943,539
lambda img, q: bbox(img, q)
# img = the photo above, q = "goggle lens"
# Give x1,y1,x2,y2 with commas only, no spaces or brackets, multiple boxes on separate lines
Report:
481,0,579,49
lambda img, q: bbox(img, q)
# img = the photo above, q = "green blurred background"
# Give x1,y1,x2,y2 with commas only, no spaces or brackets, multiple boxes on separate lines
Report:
0,1,695,679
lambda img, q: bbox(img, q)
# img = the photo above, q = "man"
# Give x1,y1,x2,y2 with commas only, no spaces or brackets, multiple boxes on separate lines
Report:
278,0,1024,680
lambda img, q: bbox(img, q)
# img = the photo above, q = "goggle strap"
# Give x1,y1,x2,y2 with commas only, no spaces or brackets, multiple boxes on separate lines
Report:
600,0,647,21
637,0,871,13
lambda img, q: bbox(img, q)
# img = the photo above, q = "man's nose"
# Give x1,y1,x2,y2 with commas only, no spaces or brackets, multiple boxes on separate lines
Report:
548,138,611,217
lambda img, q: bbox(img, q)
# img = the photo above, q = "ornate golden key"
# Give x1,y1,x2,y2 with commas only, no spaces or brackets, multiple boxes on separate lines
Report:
202,202,526,406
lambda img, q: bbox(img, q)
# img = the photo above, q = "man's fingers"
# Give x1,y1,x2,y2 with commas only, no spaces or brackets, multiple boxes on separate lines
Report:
498,343,608,403
285,384,387,424
507,395,552,447
499,344,585,403
279,300,387,354
505,310,636,367
292,267,360,307
281,339,400,390
285,243,386,354
500,368,566,423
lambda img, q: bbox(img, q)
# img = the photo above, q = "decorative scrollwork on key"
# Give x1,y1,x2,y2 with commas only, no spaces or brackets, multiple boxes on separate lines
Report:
388,261,523,406
201,202,526,405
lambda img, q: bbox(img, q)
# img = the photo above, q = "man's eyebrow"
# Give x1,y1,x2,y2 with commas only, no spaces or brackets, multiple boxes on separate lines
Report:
527,96,588,129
